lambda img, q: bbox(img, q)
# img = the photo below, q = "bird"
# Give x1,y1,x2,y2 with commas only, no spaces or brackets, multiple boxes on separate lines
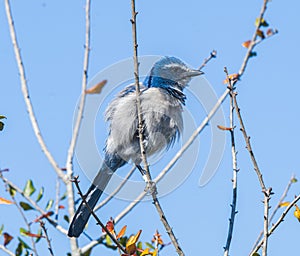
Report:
68,56,203,237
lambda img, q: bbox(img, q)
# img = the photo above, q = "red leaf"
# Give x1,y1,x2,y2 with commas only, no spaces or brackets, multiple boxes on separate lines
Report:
3,232,13,246
33,211,54,223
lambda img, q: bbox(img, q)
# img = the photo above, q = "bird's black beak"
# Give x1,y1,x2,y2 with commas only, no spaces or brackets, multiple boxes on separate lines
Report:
184,69,204,78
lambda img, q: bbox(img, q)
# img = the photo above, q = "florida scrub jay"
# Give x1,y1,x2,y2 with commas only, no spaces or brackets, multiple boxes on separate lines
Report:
68,56,203,237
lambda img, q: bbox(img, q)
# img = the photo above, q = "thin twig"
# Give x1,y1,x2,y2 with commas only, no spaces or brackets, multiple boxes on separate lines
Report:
65,1,91,254
0,245,15,256
4,0,66,183
198,50,217,71
251,174,296,252
130,1,184,255
39,221,55,256
232,93,271,256
223,68,238,256
238,0,270,78
54,177,60,220
0,173,67,235
250,193,300,255
72,177,127,254
11,196,39,256
94,166,136,211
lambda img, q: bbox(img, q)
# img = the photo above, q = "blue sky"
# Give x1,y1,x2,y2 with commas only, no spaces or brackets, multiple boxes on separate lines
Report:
1,0,300,255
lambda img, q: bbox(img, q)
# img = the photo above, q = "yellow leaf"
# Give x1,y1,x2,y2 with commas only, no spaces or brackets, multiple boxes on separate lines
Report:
140,248,150,256
279,201,290,207
116,225,127,239
126,230,142,254
0,197,14,205
223,73,239,84
85,79,107,94
152,248,158,256
294,205,300,222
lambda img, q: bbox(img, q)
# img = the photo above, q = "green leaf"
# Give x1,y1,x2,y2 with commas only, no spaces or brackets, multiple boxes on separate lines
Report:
292,177,298,183
60,191,67,201
145,242,155,250
63,215,70,223
137,241,143,249
23,180,36,197
45,199,54,211
105,234,113,246
8,185,16,197
20,228,28,236
36,187,44,203
19,202,34,211
0,224,4,236
252,253,260,256
15,242,23,256
35,229,43,243
0,115,6,120
18,237,31,249
249,51,257,57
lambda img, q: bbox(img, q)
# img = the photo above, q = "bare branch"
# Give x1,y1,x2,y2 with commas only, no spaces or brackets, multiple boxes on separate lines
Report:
251,174,296,252
72,176,127,254
238,0,270,78
39,221,55,256
4,0,66,183
198,50,217,71
223,68,238,256
250,193,300,255
232,93,271,256
0,245,15,256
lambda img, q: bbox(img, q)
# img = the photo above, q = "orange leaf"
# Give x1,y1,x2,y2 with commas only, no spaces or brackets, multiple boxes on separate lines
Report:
85,80,107,94
217,125,233,131
223,73,239,84
23,231,43,238
3,232,13,246
152,230,164,245
0,197,14,205
242,40,251,48
116,225,127,239
126,230,142,254
58,205,65,209
33,211,54,223
279,201,290,207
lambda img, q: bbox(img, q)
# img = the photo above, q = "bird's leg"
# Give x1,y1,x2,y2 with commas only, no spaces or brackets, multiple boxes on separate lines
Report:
136,164,157,195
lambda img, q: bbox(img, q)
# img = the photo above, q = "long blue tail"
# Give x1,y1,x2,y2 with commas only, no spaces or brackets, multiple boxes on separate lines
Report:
68,154,126,237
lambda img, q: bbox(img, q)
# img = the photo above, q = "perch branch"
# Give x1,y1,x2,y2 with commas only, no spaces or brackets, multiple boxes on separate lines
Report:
223,68,238,256
4,0,66,183
39,221,55,256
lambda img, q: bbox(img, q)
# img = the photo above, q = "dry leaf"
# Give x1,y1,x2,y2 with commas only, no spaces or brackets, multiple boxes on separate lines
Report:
242,40,251,48
279,201,290,207
126,230,142,254
223,74,239,84
0,197,14,205
85,80,107,94
116,225,127,239
3,232,13,246
217,125,233,131
256,29,265,39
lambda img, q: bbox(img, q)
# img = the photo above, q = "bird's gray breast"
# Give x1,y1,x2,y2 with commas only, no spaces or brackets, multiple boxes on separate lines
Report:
105,86,183,164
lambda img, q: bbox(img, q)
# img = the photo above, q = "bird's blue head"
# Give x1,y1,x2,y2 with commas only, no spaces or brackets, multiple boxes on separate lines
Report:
144,56,204,91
